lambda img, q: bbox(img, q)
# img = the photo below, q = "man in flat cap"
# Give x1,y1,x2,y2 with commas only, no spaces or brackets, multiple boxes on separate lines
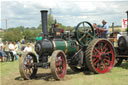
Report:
102,20,109,38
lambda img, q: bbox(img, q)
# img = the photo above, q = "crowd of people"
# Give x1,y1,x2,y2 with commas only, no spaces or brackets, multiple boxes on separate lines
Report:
0,41,32,62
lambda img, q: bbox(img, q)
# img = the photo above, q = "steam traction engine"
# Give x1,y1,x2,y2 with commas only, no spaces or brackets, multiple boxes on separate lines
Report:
19,10,115,80
114,11,128,66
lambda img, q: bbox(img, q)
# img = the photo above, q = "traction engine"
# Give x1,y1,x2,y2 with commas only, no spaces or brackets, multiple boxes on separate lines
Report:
19,10,115,80
115,11,128,66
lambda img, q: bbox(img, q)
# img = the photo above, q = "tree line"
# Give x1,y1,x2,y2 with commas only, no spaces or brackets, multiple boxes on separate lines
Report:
2,14,127,43
2,14,73,42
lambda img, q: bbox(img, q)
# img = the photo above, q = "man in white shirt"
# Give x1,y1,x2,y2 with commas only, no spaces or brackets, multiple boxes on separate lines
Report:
8,42,15,61
9,42,15,51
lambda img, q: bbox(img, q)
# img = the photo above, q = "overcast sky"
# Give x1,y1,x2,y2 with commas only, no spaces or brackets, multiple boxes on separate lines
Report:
1,0,128,29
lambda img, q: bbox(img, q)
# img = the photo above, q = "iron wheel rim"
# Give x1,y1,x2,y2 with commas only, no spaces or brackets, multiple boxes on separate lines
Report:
51,50,67,80
91,40,115,73
86,39,115,74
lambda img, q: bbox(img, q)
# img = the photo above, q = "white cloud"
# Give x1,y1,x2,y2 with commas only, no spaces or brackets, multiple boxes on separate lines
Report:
1,0,128,28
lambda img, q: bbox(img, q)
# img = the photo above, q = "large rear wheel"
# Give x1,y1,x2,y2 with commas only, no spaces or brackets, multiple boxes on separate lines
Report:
85,39,115,74
50,50,67,80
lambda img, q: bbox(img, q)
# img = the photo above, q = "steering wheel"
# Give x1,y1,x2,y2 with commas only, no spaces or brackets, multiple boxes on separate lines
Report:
75,21,95,46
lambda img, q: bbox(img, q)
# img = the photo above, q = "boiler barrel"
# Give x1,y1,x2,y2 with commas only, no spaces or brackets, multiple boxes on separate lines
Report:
35,39,79,56
51,40,79,54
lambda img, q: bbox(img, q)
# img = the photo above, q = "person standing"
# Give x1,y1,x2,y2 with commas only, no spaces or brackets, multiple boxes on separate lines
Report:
102,20,109,38
8,42,15,61
14,42,18,60
0,42,4,62
17,41,21,50
23,43,32,52
93,23,105,38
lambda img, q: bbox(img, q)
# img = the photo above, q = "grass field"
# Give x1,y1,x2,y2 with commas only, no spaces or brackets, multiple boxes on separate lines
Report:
0,60,128,85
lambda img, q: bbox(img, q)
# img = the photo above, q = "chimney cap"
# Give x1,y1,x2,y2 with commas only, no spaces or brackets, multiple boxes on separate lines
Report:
40,10,48,12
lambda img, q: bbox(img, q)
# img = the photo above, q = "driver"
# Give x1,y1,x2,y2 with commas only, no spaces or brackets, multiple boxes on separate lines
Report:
93,23,104,38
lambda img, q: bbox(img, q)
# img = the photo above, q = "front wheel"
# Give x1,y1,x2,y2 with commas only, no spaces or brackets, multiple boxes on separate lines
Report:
19,52,38,80
50,50,67,80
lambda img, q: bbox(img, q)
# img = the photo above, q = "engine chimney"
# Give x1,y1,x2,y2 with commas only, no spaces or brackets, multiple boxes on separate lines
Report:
40,10,48,39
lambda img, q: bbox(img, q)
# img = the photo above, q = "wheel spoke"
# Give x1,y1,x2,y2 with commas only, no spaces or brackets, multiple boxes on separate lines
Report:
93,50,97,54
102,43,107,52
78,30,85,34
97,63,100,69
85,29,90,32
87,32,94,38
105,50,113,54
98,42,101,52
103,60,108,69
79,34,86,41
101,61,106,70
104,48,108,53
105,56,110,60
104,59,111,65
93,59,100,65
87,39,92,44
92,58,97,62
83,22,86,29
92,55,96,57
93,49,99,55
98,61,102,70
94,47,100,54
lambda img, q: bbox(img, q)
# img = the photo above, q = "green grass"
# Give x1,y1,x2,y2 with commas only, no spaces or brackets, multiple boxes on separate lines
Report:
69,62,128,85
0,61,128,85
0,32,4,38
0,61,19,77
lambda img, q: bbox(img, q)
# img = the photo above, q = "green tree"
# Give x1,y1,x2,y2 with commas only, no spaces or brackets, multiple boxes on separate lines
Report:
23,29,40,42
3,28,23,42
6,26,25,32
31,29,41,38
23,30,33,40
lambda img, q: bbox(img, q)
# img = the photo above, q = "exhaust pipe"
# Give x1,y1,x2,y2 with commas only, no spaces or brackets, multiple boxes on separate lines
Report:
40,10,48,39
